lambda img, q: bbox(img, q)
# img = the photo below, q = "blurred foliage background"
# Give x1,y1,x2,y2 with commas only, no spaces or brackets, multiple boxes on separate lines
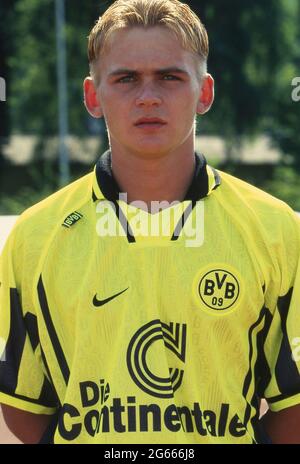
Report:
0,0,300,214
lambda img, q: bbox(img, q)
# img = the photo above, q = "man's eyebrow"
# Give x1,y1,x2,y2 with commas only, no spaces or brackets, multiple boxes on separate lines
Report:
108,67,190,77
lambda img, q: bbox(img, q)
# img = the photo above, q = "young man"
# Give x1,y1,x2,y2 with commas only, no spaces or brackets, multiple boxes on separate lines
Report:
1,0,300,444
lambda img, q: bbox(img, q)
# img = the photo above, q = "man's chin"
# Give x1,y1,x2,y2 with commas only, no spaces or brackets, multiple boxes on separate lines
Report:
125,140,176,159
130,147,173,160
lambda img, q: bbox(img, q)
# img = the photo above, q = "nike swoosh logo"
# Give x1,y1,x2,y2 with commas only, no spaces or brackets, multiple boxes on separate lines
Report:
93,287,129,308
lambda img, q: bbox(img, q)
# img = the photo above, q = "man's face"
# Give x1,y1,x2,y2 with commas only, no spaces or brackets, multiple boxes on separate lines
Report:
85,26,213,159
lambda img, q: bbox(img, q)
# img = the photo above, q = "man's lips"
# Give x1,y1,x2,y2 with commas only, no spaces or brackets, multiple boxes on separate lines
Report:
134,118,167,127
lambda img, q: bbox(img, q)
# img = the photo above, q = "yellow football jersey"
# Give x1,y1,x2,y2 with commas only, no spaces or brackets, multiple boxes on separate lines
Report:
1,152,300,444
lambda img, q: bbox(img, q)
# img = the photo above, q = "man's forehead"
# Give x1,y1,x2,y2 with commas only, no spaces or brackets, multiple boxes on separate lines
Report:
106,25,179,45
102,26,193,60
102,42,197,76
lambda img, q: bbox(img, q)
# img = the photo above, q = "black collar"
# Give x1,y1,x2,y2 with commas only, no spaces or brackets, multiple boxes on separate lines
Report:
92,150,221,202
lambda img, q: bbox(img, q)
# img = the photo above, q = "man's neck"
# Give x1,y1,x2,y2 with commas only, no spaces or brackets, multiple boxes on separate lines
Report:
110,147,196,212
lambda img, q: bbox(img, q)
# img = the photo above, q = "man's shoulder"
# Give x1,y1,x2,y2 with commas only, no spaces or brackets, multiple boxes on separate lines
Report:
219,170,293,214
11,171,94,248
216,169,300,239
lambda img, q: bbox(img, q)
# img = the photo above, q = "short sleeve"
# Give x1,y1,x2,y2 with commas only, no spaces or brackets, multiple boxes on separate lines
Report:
262,211,300,412
0,222,58,415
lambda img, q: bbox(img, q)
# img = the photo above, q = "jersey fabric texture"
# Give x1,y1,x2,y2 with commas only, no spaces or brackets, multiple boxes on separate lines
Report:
1,151,300,444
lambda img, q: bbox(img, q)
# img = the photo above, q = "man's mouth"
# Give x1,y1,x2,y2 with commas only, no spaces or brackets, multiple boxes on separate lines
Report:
134,118,167,130
135,118,167,127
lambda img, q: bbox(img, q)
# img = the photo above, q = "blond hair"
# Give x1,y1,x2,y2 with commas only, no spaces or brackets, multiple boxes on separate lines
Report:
88,0,209,81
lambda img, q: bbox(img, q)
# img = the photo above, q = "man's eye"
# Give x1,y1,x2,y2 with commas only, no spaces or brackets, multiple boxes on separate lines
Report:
117,76,135,83
163,75,180,81
115,75,180,83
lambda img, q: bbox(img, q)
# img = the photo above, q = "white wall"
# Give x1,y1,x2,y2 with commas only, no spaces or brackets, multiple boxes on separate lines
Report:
0,216,18,254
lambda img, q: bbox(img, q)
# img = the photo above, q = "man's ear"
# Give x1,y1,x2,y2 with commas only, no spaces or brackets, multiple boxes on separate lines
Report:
196,74,214,115
83,77,103,118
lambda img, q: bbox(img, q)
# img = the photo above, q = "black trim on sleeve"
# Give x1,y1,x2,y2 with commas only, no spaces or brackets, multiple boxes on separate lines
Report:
38,276,70,385
242,304,272,442
254,308,273,399
0,388,57,408
40,348,61,407
251,307,273,444
275,288,300,396
24,312,39,351
38,376,59,409
0,290,59,409
23,313,59,408
267,391,300,405
0,288,26,394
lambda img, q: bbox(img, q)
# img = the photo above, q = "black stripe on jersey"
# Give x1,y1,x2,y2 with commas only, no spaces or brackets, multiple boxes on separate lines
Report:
41,348,61,407
242,305,271,441
275,288,300,396
24,312,39,351
250,307,273,444
254,308,273,399
0,288,26,394
0,290,58,408
38,377,59,409
23,313,59,408
267,391,300,405
171,201,195,241
38,276,70,385
0,389,57,408
111,199,136,243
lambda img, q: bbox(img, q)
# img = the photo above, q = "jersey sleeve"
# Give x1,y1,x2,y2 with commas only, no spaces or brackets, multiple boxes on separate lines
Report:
262,210,300,412
0,220,58,415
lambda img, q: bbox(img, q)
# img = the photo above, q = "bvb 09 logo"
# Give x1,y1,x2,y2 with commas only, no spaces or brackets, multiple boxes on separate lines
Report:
198,268,240,312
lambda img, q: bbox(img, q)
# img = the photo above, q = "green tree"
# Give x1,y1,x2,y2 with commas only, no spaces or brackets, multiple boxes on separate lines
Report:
189,0,297,158
0,1,17,167
8,0,108,137
9,0,58,135
265,0,300,170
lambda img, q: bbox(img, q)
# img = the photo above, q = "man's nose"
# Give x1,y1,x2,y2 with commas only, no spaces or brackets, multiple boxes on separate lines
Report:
135,82,162,106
